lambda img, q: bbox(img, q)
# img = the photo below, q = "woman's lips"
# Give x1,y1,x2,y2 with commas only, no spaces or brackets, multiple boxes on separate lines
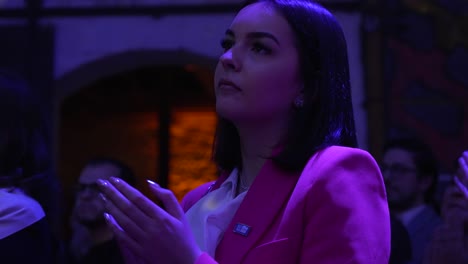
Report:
218,78,241,91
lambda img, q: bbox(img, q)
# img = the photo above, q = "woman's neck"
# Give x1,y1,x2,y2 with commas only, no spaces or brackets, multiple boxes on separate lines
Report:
236,119,287,189
238,142,269,189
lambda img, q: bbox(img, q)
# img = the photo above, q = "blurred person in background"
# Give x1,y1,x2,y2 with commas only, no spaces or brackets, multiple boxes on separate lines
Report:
390,214,413,264
0,69,62,263
68,157,136,264
381,137,442,264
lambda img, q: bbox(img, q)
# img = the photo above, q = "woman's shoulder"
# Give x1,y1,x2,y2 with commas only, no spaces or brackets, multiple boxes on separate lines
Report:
316,145,373,159
0,188,45,239
305,146,377,171
298,145,381,186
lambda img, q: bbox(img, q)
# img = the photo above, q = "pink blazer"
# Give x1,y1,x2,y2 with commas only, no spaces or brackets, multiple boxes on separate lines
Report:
182,146,390,264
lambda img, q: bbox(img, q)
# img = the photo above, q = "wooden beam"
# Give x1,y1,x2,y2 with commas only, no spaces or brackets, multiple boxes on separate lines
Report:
0,2,361,18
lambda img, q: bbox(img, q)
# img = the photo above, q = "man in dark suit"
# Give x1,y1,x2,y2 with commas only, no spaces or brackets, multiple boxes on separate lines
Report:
381,138,441,264
390,214,412,264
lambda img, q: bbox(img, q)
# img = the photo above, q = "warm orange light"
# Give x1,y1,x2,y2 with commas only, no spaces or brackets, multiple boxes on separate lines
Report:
169,109,218,201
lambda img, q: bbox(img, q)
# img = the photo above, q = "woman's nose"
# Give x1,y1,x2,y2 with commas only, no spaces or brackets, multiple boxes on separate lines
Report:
220,49,240,71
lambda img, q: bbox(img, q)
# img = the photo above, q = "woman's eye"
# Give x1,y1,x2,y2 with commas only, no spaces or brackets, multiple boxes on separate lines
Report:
251,42,271,54
220,39,234,52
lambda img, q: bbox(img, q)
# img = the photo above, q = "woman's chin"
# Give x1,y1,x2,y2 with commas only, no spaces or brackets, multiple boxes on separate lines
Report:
216,104,243,121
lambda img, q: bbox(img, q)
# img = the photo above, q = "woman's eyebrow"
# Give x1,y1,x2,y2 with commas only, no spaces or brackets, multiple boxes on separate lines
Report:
246,32,279,45
225,29,280,46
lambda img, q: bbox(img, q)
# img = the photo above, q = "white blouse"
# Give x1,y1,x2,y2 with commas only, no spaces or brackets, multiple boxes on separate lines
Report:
186,168,248,257
0,187,45,239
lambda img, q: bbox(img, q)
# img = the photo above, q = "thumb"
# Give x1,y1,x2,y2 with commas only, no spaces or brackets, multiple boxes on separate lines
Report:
147,180,184,220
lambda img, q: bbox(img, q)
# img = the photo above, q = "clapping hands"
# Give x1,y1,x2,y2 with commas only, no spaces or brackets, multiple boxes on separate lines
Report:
97,177,202,264
423,151,468,264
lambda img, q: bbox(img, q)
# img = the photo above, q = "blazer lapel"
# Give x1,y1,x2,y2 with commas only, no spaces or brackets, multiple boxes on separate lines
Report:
215,159,300,263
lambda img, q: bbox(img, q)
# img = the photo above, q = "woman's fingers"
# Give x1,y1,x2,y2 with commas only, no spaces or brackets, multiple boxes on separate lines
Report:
105,177,168,220
147,180,184,220
103,196,147,242
97,177,196,263
97,179,154,233
105,213,147,264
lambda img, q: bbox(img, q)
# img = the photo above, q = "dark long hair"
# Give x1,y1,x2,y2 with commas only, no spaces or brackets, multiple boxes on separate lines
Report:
213,0,357,172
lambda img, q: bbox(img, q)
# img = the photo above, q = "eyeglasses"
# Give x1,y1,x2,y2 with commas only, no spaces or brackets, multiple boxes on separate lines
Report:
75,183,101,194
380,163,417,176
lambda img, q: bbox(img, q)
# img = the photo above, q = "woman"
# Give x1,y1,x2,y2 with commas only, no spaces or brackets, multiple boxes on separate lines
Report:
0,70,61,263
98,0,391,263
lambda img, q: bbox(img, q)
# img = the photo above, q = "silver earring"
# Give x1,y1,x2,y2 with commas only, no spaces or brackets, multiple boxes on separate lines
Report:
294,97,304,108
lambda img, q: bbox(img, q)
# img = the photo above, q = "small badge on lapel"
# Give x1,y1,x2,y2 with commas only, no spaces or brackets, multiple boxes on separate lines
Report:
233,223,251,237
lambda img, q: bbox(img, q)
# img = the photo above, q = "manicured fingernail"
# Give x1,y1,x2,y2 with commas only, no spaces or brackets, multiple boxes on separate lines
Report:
110,177,120,184
147,179,159,187
104,213,111,222
97,179,108,187
99,193,107,202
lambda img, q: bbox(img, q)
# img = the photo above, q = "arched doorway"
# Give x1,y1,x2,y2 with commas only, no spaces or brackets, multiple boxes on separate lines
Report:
56,52,219,237
58,64,218,196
